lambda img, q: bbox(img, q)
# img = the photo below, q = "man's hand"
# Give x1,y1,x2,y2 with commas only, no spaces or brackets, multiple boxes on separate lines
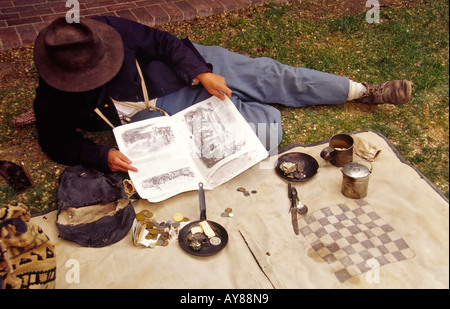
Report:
108,148,138,172
196,72,232,100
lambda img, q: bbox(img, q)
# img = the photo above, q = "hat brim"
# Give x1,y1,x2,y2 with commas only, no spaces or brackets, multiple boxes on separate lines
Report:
34,18,124,92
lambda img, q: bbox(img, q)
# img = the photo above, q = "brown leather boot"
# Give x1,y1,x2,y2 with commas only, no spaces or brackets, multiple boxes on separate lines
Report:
355,80,412,105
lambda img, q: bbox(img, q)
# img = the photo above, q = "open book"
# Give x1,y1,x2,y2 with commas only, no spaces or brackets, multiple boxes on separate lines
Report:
113,96,269,202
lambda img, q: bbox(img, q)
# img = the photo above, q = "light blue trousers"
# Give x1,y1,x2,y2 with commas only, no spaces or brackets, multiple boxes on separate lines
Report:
133,44,350,152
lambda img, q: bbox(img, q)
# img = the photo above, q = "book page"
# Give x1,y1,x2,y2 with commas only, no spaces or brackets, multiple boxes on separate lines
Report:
113,116,204,202
113,96,268,202
172,96,268,188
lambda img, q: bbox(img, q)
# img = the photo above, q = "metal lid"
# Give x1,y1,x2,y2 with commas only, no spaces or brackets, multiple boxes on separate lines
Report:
342,162,371,178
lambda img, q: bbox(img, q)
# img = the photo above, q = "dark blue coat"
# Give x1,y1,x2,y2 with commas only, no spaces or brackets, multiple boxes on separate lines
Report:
33,16,212,172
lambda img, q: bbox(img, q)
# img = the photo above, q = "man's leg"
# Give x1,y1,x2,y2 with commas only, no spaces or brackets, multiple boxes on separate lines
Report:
193,44,350,107
194,44,411,106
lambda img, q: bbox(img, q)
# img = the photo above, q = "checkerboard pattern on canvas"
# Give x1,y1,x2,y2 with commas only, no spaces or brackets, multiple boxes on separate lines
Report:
298,199,415,283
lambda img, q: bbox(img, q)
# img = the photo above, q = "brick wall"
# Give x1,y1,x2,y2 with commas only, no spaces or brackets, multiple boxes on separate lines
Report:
1,0,284,51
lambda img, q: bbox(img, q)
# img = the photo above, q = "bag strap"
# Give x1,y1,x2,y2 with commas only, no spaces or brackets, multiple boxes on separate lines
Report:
136,59,151,109
95,60,169,128
94,108,115,129
135,59,169,116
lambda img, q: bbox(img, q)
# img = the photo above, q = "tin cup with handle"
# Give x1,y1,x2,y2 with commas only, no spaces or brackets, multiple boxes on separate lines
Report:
320,133,354,167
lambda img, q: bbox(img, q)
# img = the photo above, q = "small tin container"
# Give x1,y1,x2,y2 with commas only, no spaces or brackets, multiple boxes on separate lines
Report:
341,162,371,199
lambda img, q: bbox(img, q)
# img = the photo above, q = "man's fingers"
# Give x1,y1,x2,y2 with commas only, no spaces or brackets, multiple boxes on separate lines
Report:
108,149,138,172
115,160,138,173
217,89,232,100
196,72,232,100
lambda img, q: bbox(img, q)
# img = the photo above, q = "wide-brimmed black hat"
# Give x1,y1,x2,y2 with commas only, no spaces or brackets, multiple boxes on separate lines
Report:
34,17,124,92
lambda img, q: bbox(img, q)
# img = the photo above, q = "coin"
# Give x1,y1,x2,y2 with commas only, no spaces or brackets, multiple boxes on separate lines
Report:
148,229,160,235
173,213,184,222
210,236,222,246
237,187,246,192
222,208,234,218
244,191,250,196
136,213,146,221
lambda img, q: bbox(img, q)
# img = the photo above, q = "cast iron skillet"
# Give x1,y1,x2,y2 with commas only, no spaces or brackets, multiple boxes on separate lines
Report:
178,183,228,256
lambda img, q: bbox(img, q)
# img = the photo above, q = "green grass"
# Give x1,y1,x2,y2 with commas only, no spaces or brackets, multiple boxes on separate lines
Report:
161,0,449,198
1,0,448,214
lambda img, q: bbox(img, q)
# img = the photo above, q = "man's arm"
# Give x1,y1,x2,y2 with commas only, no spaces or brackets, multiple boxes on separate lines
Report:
94,16,212,86
33,81,115,172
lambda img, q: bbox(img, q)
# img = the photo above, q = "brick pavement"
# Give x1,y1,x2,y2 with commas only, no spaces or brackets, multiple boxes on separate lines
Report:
0,0,286,51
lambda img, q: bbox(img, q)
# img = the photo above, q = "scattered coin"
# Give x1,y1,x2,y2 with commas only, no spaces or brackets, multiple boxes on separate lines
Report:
173,213,184,222
222,208,234,218
136,213,146,221
210,236,222,246
142,210,153,218
136,210,154,221
237,187,257,196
